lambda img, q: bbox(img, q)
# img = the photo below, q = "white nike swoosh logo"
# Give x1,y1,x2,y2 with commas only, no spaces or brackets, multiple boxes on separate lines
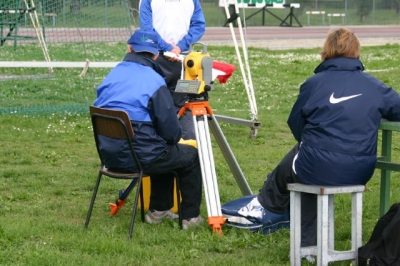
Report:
329,93,362,104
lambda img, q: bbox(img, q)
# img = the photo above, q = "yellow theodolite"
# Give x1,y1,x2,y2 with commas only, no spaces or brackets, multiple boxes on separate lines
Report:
175,43,213,98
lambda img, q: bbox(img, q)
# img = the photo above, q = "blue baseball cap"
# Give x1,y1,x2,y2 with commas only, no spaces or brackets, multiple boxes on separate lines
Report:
127,29,159,56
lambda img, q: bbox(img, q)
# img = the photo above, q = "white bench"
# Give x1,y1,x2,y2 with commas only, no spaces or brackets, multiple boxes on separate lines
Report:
306,11,325,25
287,183,365,266
38,13,57,27
327,13,346,25
23,12,57,27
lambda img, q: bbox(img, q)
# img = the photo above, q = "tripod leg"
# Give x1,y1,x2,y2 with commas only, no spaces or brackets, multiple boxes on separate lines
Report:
194,115,221,216
193,114,226,234
280,7,302,27
209,115,253,196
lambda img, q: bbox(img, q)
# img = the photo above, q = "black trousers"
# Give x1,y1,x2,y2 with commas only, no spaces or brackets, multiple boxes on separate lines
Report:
156,55,196,140
257,143,317,247
142,143,202,220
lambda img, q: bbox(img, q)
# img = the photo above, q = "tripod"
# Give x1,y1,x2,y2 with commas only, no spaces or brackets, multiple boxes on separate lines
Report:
168,43,252,233
178,98,252,234
280,6,302,27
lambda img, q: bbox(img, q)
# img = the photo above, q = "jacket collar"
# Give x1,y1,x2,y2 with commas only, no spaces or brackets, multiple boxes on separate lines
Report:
123,53,165,78
314,57,365,74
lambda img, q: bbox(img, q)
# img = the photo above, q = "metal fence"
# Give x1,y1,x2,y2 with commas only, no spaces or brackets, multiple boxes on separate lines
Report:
197,0,400,27
124,0,400,27
1,0,399,48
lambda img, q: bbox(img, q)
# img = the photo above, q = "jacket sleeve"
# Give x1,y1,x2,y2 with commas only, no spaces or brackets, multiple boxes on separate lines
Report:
138,0,173,52
176,0,206,52
287,81,310,142
148,85,182,144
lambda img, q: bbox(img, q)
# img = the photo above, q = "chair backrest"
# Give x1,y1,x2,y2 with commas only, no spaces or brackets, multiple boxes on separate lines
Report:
90,106,134,139
90,106,141,172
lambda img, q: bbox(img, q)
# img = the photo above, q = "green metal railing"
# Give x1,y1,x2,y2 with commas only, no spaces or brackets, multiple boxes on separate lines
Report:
376,119,400,217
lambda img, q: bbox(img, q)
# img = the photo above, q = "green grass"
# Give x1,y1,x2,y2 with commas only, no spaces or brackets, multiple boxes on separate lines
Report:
1,43,400,265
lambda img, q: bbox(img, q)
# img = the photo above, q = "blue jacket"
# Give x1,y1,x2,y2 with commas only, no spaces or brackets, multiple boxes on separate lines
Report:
289,57,400,185
93,54,182,169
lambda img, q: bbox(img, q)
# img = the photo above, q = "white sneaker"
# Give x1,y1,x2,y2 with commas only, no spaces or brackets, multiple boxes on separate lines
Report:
182,216,203,229
145,209,179,224
238,197,264,221
302,255,316,264
288,254,316,264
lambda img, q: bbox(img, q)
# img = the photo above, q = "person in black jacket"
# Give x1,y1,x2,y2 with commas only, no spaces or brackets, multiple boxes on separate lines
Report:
239,27,400,249
94,29,203,229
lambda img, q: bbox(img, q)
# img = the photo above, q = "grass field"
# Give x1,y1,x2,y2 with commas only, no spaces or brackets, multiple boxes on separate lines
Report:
1,42,400,265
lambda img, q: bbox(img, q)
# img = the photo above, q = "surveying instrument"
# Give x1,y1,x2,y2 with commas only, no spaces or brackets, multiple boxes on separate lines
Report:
175,43,253,234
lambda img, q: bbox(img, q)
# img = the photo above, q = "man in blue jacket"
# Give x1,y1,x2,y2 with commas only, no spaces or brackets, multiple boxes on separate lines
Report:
239,28,400,250
94,29,203,229
139,0,206,140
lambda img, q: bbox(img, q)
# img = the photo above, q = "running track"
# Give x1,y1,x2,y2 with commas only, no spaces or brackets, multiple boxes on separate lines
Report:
200,25,400,49
202,25,400,42
6,25,400,49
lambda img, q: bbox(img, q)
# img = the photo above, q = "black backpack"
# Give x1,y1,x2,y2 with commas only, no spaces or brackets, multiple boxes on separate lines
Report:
358,203,400,266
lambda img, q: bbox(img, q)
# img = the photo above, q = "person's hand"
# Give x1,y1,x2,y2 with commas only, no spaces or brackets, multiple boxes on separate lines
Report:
165,45,182,62
170,45,181,56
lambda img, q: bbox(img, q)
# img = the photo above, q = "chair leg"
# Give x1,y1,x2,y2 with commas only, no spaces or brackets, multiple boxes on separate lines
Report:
140,179,145,223
85,172,102,228
290,190,302,266
175,176,182,229
318,194,330,266
128,175,142,239
352,191,363,265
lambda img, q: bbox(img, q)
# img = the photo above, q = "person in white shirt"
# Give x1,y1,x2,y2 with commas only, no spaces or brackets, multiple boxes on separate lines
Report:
139,0,206,140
